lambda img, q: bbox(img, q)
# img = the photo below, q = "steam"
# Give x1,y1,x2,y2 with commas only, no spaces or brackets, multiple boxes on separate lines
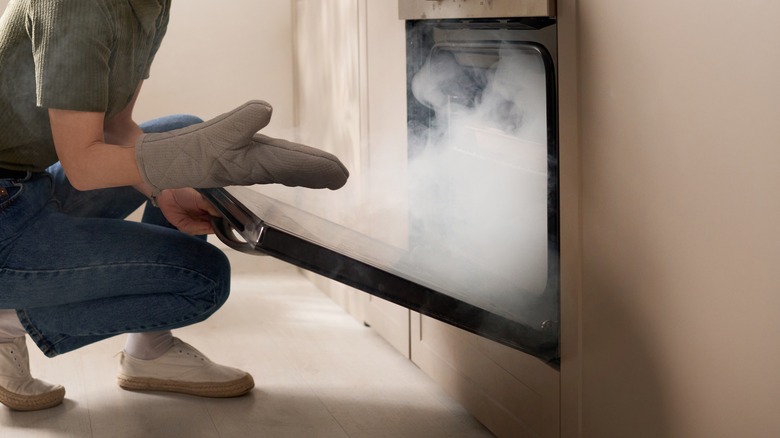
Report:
403,44,552,321
251,42,555,325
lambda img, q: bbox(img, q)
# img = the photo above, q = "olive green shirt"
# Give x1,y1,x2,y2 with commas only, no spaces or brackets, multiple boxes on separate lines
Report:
0,0,171,171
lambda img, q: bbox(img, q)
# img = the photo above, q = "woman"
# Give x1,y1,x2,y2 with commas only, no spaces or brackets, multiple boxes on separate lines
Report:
0,0,348,411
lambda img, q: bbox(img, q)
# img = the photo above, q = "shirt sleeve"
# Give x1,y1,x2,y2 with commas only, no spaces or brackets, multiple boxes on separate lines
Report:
28,0,113,112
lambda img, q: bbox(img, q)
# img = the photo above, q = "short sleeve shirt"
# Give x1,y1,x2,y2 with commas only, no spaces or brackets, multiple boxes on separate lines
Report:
0,0,171,171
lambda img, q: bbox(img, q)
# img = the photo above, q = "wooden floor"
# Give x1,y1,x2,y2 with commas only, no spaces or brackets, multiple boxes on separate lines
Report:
1,244,493,437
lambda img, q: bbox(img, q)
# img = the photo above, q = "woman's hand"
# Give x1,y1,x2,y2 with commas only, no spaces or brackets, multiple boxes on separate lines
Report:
155,188,219,235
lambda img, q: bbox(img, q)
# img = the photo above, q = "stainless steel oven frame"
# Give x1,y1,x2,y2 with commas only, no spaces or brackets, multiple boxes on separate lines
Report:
398,0,556,21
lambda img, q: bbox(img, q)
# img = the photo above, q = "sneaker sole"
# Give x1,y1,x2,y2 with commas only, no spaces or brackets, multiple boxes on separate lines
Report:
0,385,65,411
117,373,254,398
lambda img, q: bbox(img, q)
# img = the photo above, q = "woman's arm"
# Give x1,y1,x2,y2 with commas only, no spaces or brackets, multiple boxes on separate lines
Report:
103,82,144,148
48,82,144,191
48,82,218,235
48,108,142,191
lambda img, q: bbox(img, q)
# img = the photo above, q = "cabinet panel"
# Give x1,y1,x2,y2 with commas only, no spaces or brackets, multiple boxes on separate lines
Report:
365,296,410,358
291,1,561,437
411,313,560,438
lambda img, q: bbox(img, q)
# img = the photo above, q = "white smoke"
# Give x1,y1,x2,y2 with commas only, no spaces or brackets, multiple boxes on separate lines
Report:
404,43,551,320
248,41,554,325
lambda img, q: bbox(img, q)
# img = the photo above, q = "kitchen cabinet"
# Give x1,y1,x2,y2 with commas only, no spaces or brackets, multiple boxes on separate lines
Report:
557,0,780,436
291,1,560,437
352,2,780,435
411,313,559,437
291,0,413,354
289,0,368,323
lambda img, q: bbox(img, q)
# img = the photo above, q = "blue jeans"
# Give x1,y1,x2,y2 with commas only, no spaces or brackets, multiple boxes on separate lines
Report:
0,115,231,357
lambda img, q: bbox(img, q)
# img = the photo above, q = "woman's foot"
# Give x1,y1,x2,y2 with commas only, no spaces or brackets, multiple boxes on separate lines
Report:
117,338,254,398
0,337,65,411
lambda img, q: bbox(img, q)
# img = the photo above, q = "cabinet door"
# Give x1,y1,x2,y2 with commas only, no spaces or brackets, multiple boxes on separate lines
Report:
289,0,367,317
360,0,413,359
411,312,560,438
365,297,410,358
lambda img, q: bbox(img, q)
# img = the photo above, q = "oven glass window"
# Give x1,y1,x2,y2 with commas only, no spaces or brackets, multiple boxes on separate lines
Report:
408,41,556,329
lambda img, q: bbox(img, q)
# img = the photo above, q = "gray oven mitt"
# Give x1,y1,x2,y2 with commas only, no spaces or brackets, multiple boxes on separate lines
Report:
134,100,349,194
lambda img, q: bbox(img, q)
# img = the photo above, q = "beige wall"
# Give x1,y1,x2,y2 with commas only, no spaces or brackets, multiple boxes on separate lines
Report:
561,1,780,436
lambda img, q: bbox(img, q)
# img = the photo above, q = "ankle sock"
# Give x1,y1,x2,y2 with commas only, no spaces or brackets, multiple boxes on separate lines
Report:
124,331,175,360
0,309,27,343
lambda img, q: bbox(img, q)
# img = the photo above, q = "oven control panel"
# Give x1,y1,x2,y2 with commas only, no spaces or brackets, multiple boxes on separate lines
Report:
398,0,556,20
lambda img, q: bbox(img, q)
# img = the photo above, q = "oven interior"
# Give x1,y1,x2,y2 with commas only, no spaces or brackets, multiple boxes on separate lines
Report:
405,18,560,358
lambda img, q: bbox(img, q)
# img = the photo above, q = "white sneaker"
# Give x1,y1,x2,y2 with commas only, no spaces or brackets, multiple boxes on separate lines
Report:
117,338,254,398
0,337,65,411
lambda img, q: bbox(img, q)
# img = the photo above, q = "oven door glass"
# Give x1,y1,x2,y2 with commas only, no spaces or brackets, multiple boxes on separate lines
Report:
202,21,559,366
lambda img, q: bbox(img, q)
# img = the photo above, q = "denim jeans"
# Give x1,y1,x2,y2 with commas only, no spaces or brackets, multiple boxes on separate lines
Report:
0,115,231,357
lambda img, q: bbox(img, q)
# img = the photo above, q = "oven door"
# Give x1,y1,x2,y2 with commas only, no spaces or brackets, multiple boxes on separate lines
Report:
202,185,559,365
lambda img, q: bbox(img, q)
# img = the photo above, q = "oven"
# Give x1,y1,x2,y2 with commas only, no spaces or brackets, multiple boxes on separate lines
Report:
203,0,560,366
402,0,559,364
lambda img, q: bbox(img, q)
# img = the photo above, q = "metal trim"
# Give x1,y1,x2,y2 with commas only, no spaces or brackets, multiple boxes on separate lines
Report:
398,0,556,20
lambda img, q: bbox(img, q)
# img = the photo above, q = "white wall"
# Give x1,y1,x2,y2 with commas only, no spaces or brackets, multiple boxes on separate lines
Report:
136,0,294,136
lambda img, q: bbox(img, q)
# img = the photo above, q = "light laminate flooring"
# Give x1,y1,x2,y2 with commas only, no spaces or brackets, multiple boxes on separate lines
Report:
1,242,494,438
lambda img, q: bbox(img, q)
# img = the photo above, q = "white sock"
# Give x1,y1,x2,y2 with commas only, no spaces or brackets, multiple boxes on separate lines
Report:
124,331,175,360
0,309,27,342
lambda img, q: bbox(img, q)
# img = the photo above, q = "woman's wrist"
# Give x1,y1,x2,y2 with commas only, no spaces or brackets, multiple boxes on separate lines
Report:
133,182,163,206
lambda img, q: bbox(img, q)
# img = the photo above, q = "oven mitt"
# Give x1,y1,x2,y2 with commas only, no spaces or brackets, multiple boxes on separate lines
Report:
134,100,349,194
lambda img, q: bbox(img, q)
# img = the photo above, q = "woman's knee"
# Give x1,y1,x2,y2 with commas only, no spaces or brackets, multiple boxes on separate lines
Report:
139,114,204,134
197,243,232,313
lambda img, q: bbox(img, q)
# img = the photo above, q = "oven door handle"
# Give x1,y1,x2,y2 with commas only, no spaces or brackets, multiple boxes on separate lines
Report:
210,215,265,256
